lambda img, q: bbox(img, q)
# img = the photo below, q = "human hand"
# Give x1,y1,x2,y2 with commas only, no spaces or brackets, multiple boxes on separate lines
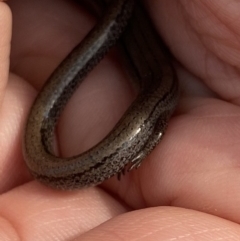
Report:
1,0,240,240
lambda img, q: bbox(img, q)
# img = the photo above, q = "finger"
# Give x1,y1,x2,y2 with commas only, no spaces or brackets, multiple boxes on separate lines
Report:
146,0,240,102
76,207,240,241
0,74,35,193
0,183,129,241
0,2,11,104
0,1,42,192
0,2,30,193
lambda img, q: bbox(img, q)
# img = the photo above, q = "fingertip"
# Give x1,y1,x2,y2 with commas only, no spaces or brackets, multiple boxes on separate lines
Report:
0,1,12,39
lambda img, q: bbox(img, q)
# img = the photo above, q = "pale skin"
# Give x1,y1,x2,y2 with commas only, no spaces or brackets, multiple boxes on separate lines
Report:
1,0,240,240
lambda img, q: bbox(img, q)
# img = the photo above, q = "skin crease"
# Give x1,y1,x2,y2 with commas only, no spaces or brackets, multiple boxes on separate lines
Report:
1,0,240,240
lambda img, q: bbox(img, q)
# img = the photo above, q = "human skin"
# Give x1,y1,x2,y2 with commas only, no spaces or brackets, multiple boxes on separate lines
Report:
1,0,240,240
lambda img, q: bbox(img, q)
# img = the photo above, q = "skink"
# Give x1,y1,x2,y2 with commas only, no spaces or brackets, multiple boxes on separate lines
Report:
23,0,179,189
